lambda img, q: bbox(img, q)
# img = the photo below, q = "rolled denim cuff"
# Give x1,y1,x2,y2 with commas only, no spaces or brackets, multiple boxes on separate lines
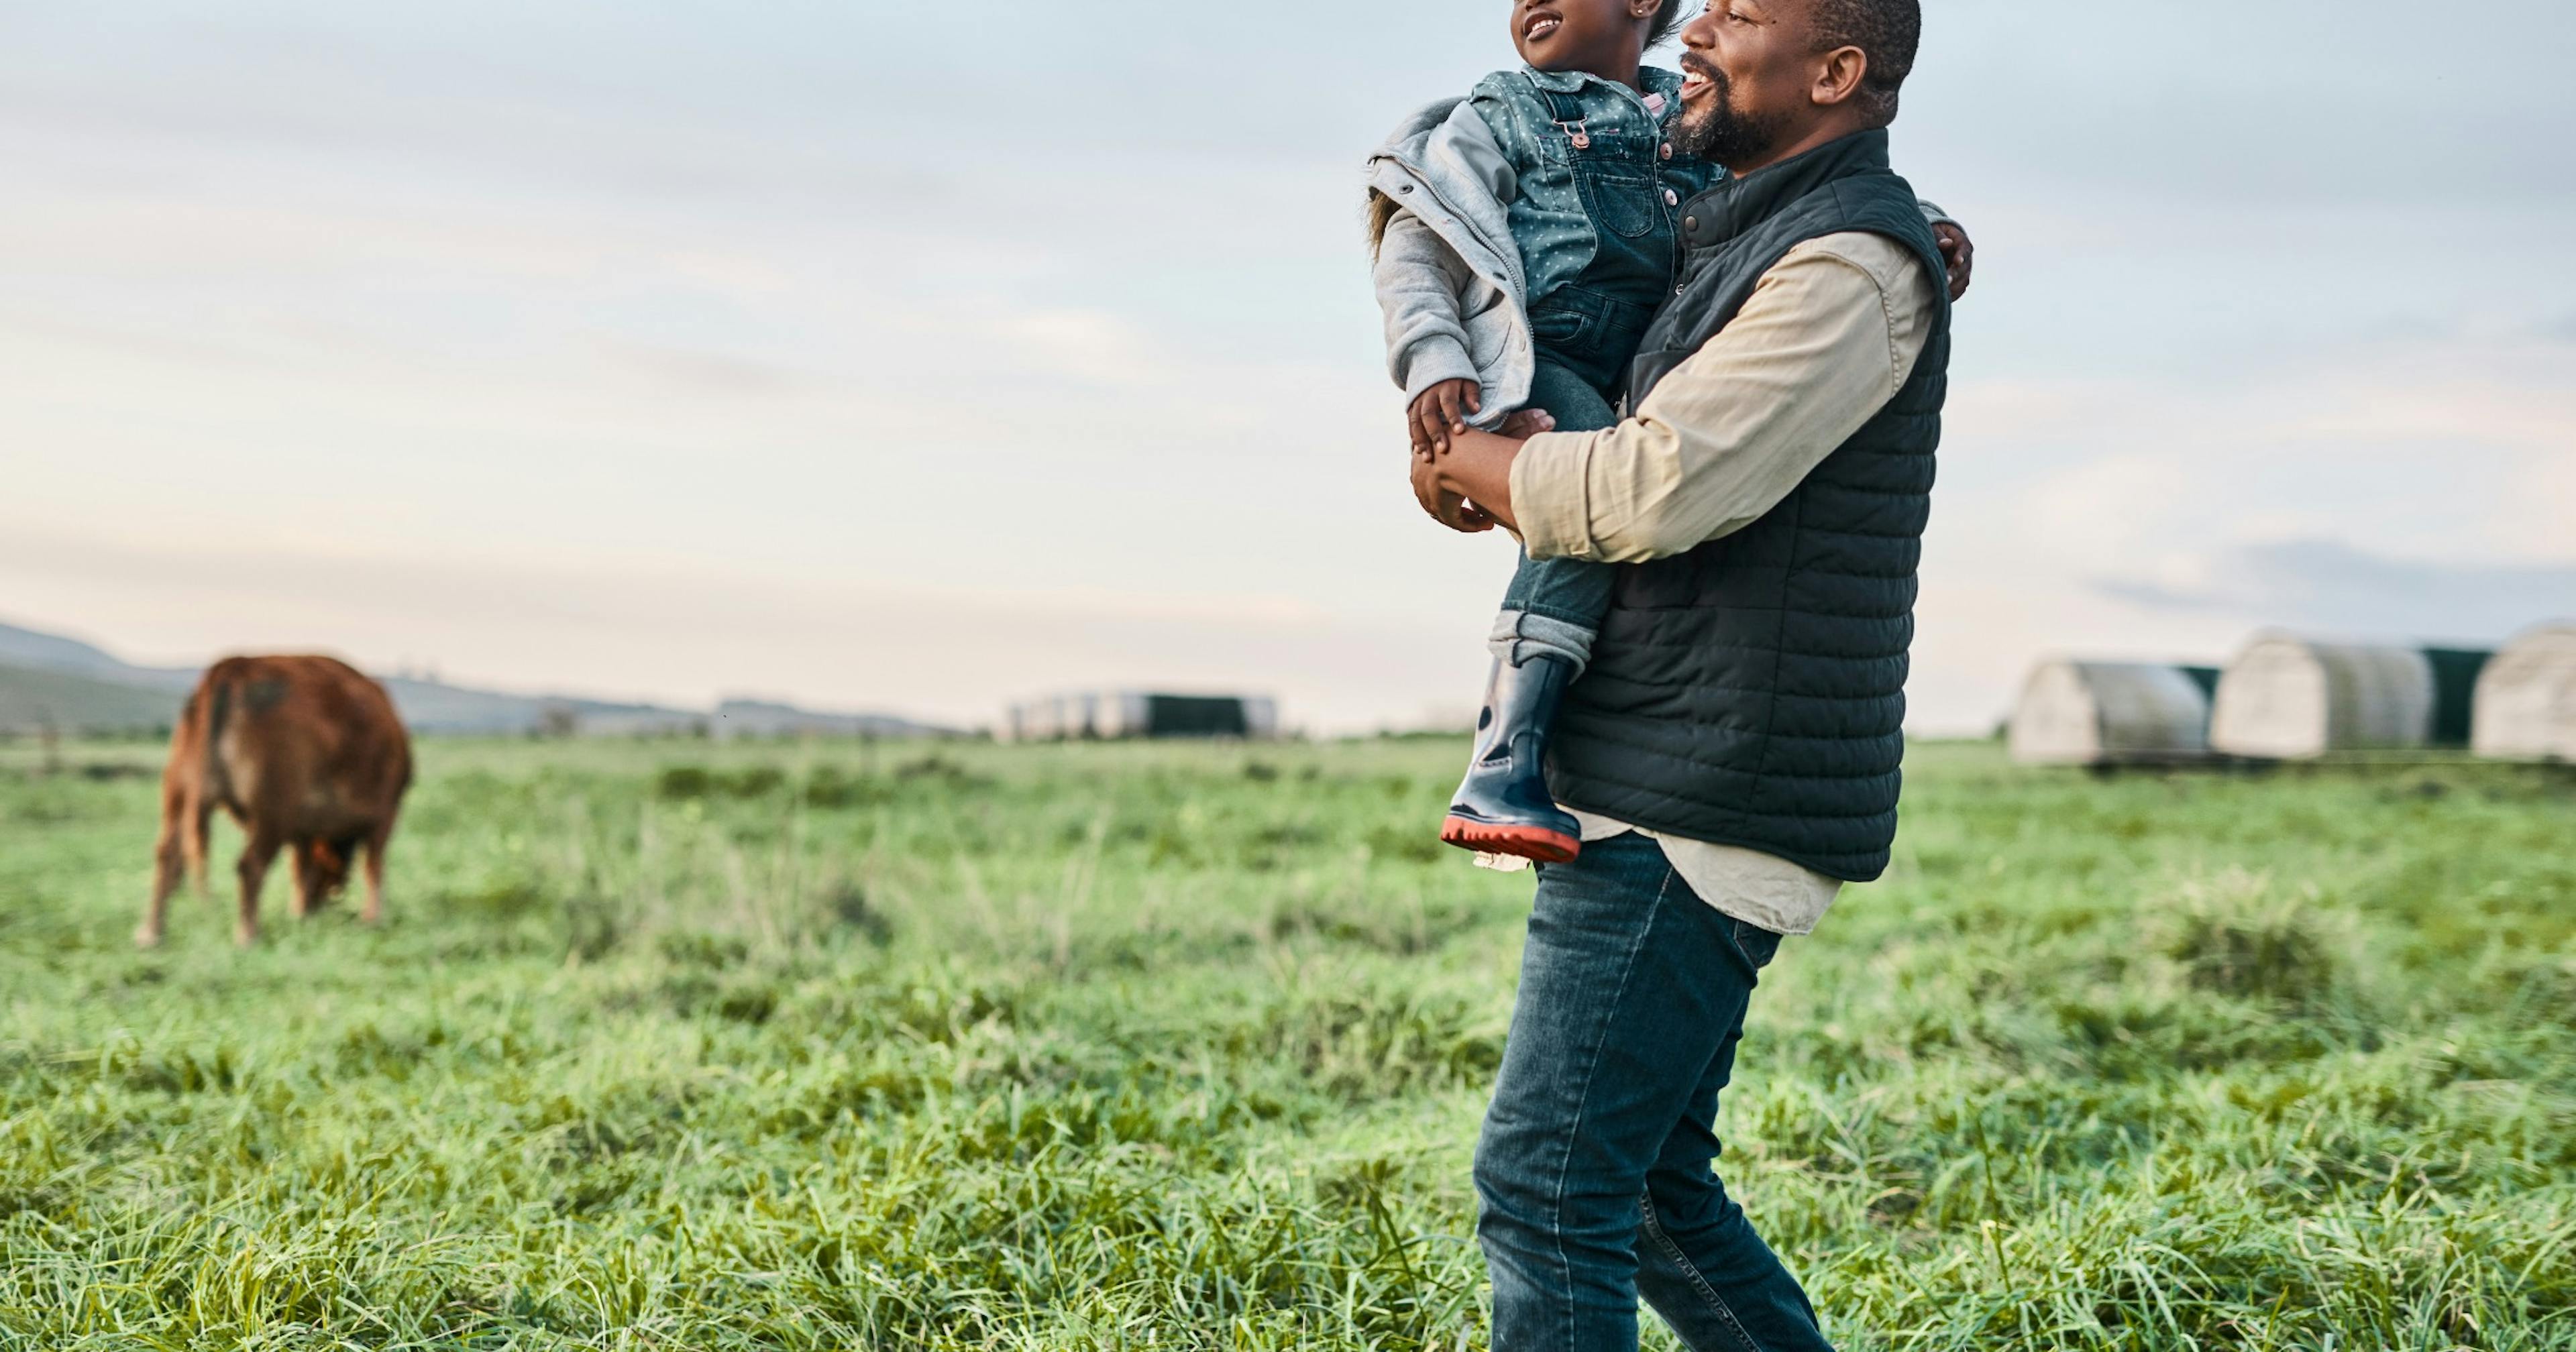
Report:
1490,608,1593,675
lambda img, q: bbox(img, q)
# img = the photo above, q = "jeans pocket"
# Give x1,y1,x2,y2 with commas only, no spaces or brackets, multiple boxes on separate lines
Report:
1730,919,1783,970
1527,304,1591,350
1575,161,1660,240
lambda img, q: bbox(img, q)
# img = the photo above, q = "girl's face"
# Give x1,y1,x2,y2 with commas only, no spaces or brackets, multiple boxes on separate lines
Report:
1512,0,1652,76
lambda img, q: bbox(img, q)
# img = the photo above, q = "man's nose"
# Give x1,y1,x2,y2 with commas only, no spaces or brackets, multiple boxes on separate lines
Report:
1679,7,1717,47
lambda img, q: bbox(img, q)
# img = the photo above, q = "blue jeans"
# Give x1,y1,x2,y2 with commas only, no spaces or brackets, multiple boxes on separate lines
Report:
1476,834,1830,1351
1495,331,1633,672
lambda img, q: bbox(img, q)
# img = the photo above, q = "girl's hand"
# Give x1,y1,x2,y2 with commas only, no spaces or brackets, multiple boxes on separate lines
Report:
1409,379,1482,454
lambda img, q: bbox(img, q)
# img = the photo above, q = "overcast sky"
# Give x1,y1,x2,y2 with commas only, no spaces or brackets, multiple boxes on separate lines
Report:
4,0,2572,733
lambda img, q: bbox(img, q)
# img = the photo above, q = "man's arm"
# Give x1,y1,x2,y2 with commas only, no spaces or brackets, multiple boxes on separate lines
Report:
1435,233,1939,561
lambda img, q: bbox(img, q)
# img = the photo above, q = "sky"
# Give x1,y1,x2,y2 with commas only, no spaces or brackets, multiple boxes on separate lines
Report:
3,0,2572,734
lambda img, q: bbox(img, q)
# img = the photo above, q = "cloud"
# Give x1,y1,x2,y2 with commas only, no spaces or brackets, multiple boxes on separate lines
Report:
2095,540,2576,646
588,339,806,394
992,309,1165,389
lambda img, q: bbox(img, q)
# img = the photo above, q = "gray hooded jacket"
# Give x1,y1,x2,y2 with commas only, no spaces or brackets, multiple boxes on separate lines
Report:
1366,99,1532,433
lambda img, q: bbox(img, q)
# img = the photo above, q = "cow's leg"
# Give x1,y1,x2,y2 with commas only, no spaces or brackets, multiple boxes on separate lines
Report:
360,825,390,926
140,786,189,948
185,801,215,896
289,840,321,920
235,830,281,948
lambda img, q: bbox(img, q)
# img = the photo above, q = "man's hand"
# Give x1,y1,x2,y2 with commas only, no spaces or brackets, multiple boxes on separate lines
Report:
1432,427,1527,534
1933,221,1974,302
1411,450,1495,533
1409,378,1481,455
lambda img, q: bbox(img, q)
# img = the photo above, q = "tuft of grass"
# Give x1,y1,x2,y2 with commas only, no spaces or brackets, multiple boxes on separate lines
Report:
0,738,2571,1349
2158,868,2343,1005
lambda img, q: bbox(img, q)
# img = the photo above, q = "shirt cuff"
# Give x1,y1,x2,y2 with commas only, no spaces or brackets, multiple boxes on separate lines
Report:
1508,429,1598,561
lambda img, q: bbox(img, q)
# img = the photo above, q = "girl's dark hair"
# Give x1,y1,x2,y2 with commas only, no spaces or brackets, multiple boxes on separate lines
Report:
1646,1,1696,48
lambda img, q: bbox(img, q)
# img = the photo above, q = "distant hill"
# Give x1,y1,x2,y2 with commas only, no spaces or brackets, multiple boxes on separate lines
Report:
711,698,948,740
368,676,716,739
0,618,955,739
0,621,194,691
0,663,184,734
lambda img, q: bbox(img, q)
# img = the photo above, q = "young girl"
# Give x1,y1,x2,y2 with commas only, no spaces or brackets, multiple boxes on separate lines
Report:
1367,0,1713,864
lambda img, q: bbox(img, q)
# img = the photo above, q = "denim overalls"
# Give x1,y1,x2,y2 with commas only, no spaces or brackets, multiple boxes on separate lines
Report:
1494,69,1704,655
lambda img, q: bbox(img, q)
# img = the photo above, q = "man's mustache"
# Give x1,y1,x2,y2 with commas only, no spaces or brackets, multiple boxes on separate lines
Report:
1680,52,1722,84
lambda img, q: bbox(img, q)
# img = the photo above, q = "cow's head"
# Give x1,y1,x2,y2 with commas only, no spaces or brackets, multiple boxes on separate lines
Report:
302,837,356,897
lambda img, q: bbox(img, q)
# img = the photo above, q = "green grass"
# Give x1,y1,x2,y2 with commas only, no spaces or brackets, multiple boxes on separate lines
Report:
2,736,2571,1349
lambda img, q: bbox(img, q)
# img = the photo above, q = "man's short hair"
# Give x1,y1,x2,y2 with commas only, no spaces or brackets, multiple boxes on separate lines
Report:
1810,0,1920,125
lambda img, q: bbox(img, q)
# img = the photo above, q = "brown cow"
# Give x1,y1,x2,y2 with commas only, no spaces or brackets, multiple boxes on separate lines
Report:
140,655,413,948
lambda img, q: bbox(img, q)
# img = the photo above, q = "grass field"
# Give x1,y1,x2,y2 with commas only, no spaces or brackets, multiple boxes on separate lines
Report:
2,735,2572,1350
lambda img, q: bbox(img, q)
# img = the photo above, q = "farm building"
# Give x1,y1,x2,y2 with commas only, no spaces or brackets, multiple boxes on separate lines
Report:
2471,623,2576,761
2209,633,2491,760
1004,691,1279,742
2008,660,2220,765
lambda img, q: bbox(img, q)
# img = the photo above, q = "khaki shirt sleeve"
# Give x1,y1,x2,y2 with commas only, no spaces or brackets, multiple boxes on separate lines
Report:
1510,231,1941,563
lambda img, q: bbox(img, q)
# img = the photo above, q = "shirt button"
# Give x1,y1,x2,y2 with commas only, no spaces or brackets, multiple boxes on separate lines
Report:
1684,215,1699,232
1660,142,1673,160
1664,188,1680,206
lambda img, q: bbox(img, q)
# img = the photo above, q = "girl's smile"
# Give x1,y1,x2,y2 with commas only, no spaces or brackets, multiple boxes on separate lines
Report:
1511,0,1666,82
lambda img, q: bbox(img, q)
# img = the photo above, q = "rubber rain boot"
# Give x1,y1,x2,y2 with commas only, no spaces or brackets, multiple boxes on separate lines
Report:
1440,655,1583,862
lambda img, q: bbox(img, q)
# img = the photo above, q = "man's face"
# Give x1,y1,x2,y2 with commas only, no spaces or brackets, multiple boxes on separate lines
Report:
1672,0,1815,168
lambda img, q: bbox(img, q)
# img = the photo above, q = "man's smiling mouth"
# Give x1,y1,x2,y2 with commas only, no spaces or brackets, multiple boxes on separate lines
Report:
1523,11,1562,41
1678,58,1716,99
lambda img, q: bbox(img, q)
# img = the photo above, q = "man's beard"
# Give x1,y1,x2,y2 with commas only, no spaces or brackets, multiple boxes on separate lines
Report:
1672,60,1793,168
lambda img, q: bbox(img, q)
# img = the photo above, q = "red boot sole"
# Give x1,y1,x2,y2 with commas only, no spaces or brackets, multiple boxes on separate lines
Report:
1440,816,1582,864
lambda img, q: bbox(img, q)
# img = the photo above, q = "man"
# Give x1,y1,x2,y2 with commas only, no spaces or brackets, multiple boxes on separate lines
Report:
1415,0,1955,1347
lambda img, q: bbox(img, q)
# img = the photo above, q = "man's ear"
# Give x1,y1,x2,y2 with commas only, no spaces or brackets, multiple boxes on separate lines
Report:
1811,46,1868,108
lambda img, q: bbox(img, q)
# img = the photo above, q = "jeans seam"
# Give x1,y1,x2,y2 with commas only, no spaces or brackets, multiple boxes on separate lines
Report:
1544,854,1677,1351
1640,1191,1764,1352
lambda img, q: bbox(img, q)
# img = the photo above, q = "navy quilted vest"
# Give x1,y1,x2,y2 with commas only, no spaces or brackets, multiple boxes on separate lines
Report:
1547,129,1951,883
